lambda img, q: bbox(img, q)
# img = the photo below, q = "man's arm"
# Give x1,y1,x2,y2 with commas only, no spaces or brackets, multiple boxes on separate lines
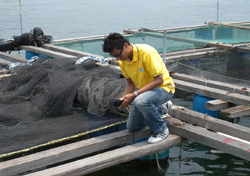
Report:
119,74,163,108
122,78,135,97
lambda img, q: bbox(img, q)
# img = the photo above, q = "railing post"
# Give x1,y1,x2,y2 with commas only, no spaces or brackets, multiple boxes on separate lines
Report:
163,30,167,64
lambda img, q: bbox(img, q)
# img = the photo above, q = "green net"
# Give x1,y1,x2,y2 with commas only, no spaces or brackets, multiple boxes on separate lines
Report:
53,25,250,56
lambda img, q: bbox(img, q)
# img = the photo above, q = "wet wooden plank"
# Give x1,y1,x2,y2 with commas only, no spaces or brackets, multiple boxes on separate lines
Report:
171,73,250,96
24,134,185,176
25,116,250,176
43,44,103,58
205,99,229,111
170,105,250,142
174,79,250,106
0,52,27,63
0,128,152,176
220,105,250,118
165,117,250,161
18,45,77,59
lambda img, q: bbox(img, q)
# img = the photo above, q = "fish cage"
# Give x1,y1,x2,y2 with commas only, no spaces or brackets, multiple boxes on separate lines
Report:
1,22,250,163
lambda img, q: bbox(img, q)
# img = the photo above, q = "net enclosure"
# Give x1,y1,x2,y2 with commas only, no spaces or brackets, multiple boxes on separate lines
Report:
0,57,128,158
1,23,250,159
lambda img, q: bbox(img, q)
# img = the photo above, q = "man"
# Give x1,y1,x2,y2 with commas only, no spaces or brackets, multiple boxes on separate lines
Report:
103,33,175,144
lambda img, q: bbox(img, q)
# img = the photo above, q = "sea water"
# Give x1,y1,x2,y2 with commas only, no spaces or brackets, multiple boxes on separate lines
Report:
1,0,250,175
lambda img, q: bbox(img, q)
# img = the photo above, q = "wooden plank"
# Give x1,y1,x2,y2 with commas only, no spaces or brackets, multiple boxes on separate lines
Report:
0,74,11,78
205,99,229,111
142,32,208,45
24,134,185,176
208,42,250,53
172,73,250,96
208,42,236,49
53,33,132,43
220,105,250,118
124,24,208,34
234,46,250,54
43,45,121,67
0,52,27,63
164,49,225,62
0,70,10,75
26,116,250,176
18,45,114,68
227,21,250,25
0,58,11,64
163,47,220,57
170,105,250,142
43,44,103,58
207,21,250,30
219,23,250,31
0,128,153,176
174,79,250,105
164,117,250,161
17,45,77,59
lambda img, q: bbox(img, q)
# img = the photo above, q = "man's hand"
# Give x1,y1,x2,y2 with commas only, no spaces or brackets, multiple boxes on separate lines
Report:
119,93,135,108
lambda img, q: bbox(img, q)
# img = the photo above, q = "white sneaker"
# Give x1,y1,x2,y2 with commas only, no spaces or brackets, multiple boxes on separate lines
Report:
148,128,169,144
164,100,172,115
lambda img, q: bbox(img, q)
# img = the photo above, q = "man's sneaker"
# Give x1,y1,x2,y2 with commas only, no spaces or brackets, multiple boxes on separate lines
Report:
163,100,172,115
148,128,169,144
161,113,170,119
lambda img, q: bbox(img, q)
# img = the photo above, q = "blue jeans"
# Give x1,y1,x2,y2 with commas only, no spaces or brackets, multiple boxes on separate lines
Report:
126,87,174,133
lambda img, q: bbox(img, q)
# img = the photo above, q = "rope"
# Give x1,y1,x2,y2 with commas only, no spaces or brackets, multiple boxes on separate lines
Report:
0,117,128,159
156,152,167,173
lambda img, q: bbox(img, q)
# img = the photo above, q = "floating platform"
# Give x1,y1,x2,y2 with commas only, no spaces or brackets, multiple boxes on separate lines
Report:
1,21,250,175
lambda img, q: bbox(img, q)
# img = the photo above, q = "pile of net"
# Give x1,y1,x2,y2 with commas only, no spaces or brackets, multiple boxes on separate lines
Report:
0,27,53,53
14,27,53,47
0,57,127,156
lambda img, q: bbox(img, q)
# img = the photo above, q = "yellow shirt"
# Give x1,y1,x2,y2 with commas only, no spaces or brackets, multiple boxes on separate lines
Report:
119,44,175,93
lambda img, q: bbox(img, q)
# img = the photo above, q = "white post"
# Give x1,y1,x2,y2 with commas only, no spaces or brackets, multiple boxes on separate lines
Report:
217,0,219,23
163,30,167,64
19,0,23,34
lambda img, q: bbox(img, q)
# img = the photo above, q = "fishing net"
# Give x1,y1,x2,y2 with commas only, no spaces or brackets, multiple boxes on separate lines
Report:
0,57,128,158
14,27,53,47
54,25,250,56
166,51,250,88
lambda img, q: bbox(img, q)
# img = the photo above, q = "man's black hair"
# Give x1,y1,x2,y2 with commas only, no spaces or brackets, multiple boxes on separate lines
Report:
103,32,130,53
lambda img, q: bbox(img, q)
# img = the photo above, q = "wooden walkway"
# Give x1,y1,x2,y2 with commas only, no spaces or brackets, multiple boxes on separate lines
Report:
1,105,250,176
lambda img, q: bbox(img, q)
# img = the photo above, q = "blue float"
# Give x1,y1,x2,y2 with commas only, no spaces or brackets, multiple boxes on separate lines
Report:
26,50,51,60
119,123,170,160
193,94,221,118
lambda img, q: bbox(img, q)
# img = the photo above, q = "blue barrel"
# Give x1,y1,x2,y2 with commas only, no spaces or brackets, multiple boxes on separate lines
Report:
26,51,37,60
119,123,170,160
193,94,221,118
26,51,51,60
